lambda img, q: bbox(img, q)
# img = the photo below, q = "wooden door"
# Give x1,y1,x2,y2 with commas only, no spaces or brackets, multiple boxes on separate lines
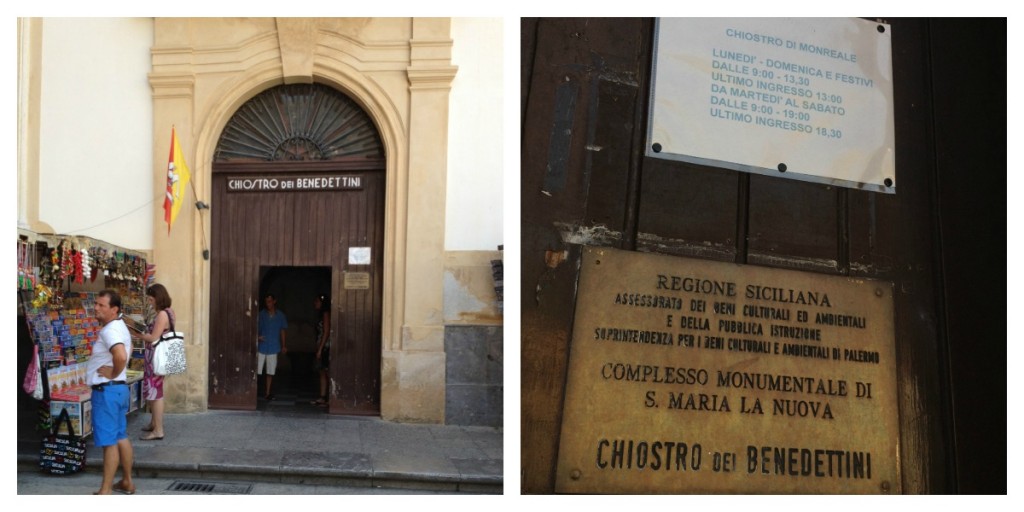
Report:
209,163,385,413
207,83,386,414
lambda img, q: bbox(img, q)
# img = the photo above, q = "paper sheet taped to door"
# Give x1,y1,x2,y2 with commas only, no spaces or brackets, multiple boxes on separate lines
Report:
647,18,895,193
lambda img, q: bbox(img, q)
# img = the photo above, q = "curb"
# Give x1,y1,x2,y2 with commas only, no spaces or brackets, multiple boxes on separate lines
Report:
19,450,502,494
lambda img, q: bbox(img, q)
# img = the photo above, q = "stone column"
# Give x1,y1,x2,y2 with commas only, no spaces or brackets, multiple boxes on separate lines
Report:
148,18,203,412
17,18,51,233
381,18,458,423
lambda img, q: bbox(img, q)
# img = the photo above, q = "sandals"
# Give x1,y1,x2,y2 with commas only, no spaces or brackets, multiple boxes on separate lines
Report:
310,397,327,406
114,480,136,495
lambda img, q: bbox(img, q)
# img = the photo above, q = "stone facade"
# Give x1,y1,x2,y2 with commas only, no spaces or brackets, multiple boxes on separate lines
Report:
18,17,503,426
445,325,503,427
147,18,459,423
443,250,503,426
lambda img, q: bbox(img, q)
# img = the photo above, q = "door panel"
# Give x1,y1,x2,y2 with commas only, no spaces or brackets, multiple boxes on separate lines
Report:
521,17,1005,494
210,164,385,414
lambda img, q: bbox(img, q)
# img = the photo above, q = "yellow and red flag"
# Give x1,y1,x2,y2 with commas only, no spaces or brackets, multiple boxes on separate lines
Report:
163,127,191,234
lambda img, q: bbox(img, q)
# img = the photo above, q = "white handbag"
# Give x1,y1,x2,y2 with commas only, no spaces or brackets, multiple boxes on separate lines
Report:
153,315,187,376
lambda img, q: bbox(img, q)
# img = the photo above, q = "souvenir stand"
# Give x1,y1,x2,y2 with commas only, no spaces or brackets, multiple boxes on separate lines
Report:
18,230,155,437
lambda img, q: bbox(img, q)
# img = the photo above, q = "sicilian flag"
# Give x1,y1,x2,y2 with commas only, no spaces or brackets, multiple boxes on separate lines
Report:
163,127,191,234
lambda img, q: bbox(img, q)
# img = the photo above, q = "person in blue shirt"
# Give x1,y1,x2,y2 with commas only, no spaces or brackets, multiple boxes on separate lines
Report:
257,294,288,400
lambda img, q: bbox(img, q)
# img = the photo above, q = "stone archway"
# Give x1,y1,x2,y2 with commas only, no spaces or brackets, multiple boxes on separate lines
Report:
207,83,386,413
150,18,456,423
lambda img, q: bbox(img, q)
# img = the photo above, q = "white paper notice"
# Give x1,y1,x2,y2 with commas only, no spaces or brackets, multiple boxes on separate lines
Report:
648,18,895,193
349,247,371,265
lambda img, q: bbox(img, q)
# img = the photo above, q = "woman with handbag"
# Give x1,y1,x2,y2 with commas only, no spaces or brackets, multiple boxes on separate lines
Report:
309,294,331,407
132,284,175,441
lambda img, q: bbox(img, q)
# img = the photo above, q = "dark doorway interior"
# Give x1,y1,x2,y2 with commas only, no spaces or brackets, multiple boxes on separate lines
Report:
256,266,331,407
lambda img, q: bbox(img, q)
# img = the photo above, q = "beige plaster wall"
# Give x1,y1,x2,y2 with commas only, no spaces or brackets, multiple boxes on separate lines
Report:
21,18,153,246
444,250,503,326
17,18,45,233
149,17,458,423
446,18,504,251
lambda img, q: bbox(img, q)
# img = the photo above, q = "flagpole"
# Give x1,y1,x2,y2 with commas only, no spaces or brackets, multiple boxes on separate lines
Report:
179,128,211,261
188,166,211,261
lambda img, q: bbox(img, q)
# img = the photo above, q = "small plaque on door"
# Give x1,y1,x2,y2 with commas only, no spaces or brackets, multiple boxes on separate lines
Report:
344,272,370,290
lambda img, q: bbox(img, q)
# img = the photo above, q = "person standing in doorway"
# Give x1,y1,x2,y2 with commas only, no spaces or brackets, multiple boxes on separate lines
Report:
88,289,135,495
257,294,288,400
310,294,331,407
133,284,175,441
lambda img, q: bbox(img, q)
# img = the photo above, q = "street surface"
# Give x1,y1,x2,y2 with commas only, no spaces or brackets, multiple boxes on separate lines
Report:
17,470,471,495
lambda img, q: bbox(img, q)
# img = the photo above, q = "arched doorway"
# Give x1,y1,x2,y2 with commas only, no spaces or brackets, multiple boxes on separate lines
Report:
207,83,385,415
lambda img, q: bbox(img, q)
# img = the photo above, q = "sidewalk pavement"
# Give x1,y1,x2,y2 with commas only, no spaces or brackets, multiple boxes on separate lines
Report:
18,402,503,494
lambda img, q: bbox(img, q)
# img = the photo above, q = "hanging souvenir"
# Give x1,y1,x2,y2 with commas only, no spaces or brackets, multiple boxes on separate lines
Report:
32,285,52,309
17,241,32,290
50,246,60,279
59,241,73,281
17,241,24,289
90,247,105,281
72,250,83,284
27,242,37,290
80,248,91,283
113,251,122,281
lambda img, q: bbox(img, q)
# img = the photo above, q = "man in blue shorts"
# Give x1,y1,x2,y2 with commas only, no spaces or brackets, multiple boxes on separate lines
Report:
257,293,288,400
88,289,135,495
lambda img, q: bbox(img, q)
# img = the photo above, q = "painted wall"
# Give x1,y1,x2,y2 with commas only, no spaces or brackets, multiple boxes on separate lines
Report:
444,251,502,325
30,17,502,254
443,19,505,334
446,17,503,252
38,18,153,250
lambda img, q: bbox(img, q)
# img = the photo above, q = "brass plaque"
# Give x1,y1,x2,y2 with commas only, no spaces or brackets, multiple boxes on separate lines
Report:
555,247,900,494
343,272,370,290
